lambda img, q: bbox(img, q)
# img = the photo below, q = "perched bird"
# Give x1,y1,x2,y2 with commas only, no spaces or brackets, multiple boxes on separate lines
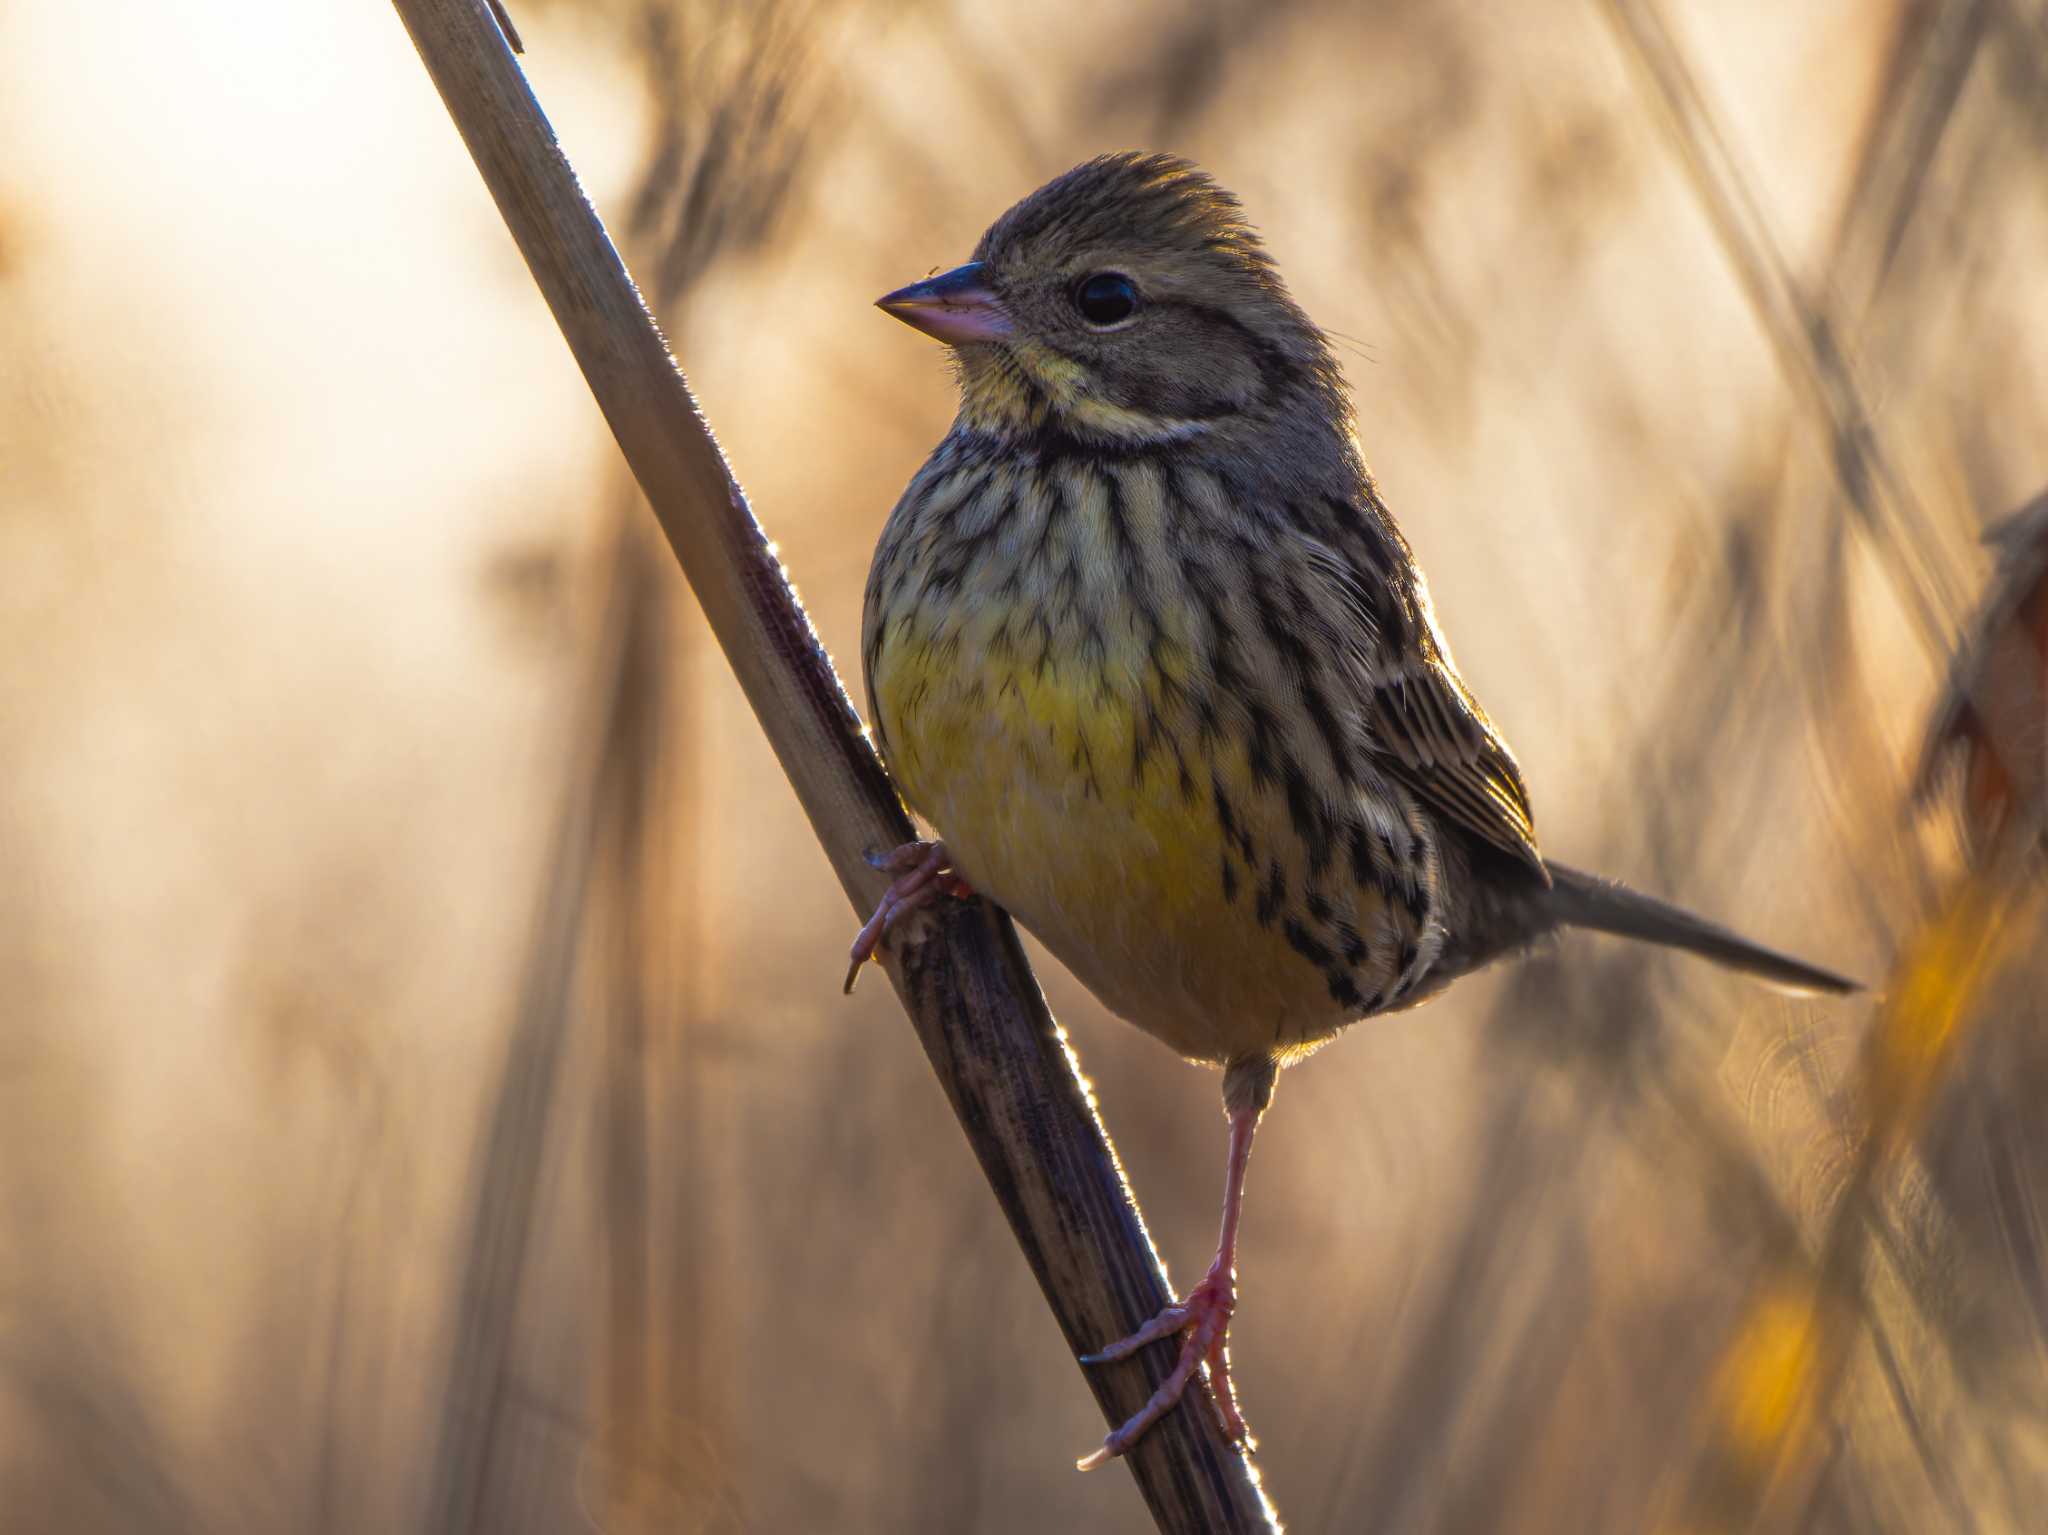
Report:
849,152,1856,1470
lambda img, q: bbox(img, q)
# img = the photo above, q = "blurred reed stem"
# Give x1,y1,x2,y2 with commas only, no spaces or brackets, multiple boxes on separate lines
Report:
388,2,1275,1527
594,521,665,1522
1599,0,1965,651
1666,872,2041,1532
422,527,647,1535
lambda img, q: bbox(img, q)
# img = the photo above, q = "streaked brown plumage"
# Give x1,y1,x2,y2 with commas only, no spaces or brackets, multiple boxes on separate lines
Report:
849,152,1857,1468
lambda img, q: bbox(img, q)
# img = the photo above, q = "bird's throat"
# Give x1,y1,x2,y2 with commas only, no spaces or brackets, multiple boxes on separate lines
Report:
956,340,1212,447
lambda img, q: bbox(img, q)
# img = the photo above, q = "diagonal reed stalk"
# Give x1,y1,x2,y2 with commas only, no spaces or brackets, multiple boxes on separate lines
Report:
1597,0,1966,654
1661,869,2042,1533
388,2,1276,1529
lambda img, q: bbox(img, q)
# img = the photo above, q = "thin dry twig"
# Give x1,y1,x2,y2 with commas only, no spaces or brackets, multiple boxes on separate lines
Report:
387,3,1275,1528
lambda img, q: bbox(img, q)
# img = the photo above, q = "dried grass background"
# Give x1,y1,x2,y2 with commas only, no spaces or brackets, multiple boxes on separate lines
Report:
3,0,2046,1530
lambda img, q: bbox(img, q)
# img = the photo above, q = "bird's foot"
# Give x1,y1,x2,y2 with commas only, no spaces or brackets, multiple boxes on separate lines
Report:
1076,1255,1247,1470
843,840,972,992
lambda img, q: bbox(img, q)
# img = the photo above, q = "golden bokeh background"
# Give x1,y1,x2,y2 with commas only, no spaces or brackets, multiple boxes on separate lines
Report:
4,0,2046,1529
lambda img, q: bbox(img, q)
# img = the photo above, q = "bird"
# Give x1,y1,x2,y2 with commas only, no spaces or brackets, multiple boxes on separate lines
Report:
847,151,1858,1471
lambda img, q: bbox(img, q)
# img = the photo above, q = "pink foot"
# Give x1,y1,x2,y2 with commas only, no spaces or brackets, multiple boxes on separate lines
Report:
843,840,972,993
1076,1256,1247,1470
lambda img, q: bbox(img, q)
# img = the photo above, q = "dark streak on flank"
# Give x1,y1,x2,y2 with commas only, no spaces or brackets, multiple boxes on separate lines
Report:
1281,759,1328,875
1242,696,1279,789
1255,859,1285,927
1348,821,1401,901
1282,918,1332,969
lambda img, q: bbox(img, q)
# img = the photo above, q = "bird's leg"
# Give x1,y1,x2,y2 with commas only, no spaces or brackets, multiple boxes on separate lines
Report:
1076,1066,1269,1470
843,839,973,992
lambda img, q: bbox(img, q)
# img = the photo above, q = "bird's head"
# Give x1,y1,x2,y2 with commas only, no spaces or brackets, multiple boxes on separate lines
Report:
878,152,1347,452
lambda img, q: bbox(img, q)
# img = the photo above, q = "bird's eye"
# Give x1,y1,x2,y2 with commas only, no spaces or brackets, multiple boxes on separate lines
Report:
1073,272,1139,327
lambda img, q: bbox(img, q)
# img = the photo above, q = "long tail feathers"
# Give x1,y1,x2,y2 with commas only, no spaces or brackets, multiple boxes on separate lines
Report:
1542,861,1860,995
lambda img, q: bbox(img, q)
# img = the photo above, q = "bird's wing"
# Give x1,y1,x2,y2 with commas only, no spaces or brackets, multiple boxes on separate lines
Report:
1368,656,1544,874
1298,537,1546,877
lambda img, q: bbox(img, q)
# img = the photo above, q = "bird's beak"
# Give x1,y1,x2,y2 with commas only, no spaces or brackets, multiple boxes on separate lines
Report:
876,261,1013,345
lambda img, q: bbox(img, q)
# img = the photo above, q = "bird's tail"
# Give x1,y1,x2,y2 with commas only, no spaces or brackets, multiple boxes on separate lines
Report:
1541,860,1859,995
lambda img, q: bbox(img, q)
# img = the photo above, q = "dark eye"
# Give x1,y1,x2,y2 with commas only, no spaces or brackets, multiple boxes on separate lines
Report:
1073,272,1139,327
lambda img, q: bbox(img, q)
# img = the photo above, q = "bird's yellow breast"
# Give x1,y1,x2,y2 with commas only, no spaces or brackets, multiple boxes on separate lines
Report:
866,452,1387,1063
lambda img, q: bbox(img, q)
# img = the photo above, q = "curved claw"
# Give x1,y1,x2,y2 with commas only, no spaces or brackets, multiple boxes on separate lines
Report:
842,840,972,992
1077,1266,1244,1469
